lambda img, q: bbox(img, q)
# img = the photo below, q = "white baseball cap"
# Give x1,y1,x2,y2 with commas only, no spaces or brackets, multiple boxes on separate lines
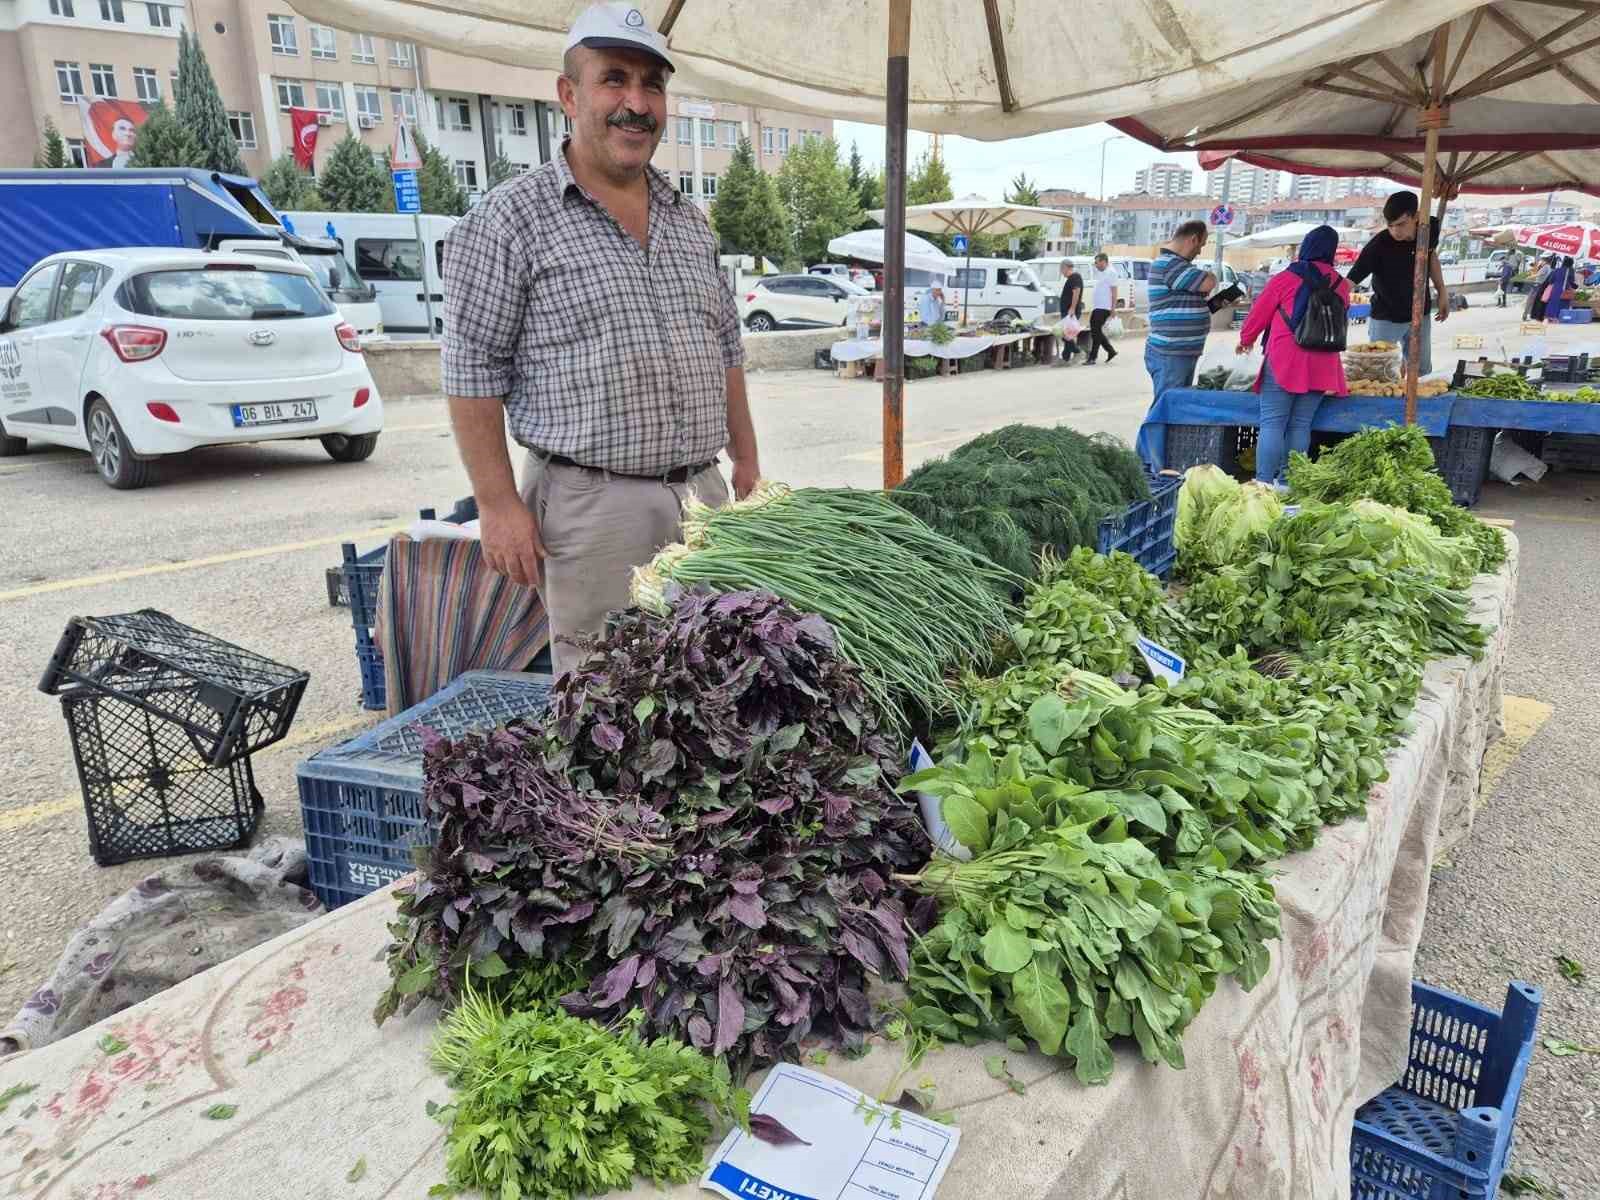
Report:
564,4,675,72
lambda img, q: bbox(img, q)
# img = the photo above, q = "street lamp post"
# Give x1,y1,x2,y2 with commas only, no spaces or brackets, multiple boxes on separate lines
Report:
1098,133,1129,202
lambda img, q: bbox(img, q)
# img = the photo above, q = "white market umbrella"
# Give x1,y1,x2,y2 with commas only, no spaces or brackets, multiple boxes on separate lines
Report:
826,229,953,276
287,0,1484,483
1228,221,1373,247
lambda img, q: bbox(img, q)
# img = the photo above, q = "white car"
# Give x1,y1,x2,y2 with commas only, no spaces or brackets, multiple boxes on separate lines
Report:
0,248,383,489
740,275,868,332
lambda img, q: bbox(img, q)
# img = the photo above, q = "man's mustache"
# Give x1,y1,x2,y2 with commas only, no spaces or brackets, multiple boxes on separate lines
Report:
608,111,658,132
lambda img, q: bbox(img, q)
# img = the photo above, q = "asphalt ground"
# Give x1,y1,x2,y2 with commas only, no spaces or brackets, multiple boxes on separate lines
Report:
0,299,1593,1191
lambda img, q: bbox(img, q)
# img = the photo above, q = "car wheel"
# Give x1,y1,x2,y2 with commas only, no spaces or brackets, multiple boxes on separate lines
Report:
87,399,151,489
746,312,776,333
995,308,1020,323
0,418,25,457
322,432,380,462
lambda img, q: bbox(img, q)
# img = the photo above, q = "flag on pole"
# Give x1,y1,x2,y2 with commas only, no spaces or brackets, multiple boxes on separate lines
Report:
290,107,320,170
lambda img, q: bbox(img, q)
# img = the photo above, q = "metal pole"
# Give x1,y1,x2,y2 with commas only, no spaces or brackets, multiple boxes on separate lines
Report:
962,239,973,326
415,210,437,337
881,0,911,489
1406,114,1443,425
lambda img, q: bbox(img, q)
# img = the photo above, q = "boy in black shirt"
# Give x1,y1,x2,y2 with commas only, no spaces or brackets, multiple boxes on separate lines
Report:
1347,191,1449,375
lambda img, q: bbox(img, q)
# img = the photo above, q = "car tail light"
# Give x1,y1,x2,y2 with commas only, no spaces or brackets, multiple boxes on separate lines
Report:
101,325,167,363
745,293,757,302
353,387,371,408
146,402,180,423
335,322,362,353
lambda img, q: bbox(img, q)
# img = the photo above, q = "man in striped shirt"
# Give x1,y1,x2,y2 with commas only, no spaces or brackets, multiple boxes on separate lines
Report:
1142,220,1217,469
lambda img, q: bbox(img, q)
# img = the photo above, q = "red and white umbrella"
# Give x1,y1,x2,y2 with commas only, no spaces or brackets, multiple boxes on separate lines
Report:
1508,223,1600,261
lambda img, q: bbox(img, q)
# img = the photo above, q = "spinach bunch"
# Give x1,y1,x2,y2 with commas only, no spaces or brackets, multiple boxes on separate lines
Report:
1006,578,1135,679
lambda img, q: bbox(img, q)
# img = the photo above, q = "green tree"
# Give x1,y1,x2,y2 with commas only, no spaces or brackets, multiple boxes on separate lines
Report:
129,102,206,169
414,129,468,215
1003,171,1045,260
33,118,68,168
906,148,953,206
487,140,518,191
259,152,323,210
174,29,245,174
775,136,860,266
316,133,389,212
711,137,791,267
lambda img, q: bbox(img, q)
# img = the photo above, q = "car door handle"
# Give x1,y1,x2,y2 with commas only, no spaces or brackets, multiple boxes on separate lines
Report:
415,293,443,302
71,333,90,341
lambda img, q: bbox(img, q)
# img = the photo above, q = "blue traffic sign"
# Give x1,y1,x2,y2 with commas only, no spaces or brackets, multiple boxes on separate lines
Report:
1210,203,1235,228
951,233,969,255
392,168,421,214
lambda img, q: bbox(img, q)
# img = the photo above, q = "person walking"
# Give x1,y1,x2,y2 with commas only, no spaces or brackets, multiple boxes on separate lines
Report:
1346,190,1449,376
1235,226,1351,487
1496,252,1518,307
1056,259,1084,366
441,2,760,674
1084,253,1119,364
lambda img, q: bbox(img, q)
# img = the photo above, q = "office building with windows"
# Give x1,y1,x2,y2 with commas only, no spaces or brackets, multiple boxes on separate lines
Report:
1133,162,1193,198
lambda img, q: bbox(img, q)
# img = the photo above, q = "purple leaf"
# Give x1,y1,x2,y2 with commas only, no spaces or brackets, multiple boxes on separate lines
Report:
687,1013,713,1049
749,1114,812,1147
836,986,871,1027
714,978,746,1056
755,793,795,816
548,900,596,926
839,927,885,974
731,871,763,896
591,723,625,752
726,893,767,930
592,955,641,1007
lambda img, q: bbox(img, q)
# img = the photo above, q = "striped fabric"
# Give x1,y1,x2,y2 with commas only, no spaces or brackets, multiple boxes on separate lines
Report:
375,536,549,716
1147,249,1212,355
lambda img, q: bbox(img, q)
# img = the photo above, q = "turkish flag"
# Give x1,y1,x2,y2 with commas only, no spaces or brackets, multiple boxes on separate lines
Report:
290,107,320,170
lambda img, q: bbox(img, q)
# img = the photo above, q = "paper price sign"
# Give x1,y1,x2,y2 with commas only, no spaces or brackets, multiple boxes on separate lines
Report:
1136,634,1186,685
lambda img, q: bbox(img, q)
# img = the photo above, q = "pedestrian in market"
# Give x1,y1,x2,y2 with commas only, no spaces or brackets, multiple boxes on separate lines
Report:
918,284,946,327
1525,255,1555,320
1496,252,1517,308
1056,258,1084,366
1543,255,1577,323
1346,190,1449,376
1234,225,1351,488
1134,220,1217,472
441,2,760,675
1084,253,1118,364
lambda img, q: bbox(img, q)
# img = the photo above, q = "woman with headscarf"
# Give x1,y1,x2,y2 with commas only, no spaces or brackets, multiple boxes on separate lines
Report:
1235,225,1352,487
1543,255,1577,323
1525,255,1556,320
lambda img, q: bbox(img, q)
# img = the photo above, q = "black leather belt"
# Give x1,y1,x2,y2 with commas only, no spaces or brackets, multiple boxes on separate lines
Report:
545,453,716,484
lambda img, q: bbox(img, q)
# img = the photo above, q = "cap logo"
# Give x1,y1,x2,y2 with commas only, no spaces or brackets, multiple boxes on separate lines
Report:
625,7,645,26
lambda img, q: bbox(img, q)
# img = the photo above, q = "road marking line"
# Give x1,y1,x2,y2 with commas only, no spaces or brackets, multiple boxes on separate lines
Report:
0,713,376,834
0,524,408,603
1479,694,1555,803
1477,510,1600,527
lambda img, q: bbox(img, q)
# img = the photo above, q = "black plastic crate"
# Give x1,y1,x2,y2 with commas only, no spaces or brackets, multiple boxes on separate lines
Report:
1540,432,1600,471
1427,427,1495,507
61,688,264,866
1163,423,1259,476
356,632,385,712
40,611,308,767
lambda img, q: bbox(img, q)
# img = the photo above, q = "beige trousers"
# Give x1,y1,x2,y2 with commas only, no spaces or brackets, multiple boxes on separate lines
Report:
521,452,729,675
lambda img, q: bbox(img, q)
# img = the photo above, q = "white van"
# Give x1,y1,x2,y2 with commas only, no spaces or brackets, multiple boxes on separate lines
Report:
283,212,459,336
217,235,384,338
1107,256,1153,311
946,258,1046,324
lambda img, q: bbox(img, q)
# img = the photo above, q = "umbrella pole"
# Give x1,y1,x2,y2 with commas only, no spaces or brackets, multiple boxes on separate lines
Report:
962,240,973,325
1406,107,1445,426
881,0,911,489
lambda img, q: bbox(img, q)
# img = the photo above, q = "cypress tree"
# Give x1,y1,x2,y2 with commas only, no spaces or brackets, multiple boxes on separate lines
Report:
129,102,206,169
175,29,245,174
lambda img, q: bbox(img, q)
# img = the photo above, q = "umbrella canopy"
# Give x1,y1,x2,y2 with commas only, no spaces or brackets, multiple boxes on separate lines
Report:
1228,221,1373,247
866,195,1077,239
1505,222,1600,260
826,229,953,276
1113,2,1600,195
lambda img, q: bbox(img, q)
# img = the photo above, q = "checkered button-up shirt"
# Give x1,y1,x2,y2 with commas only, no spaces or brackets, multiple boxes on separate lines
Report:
441,141,744,476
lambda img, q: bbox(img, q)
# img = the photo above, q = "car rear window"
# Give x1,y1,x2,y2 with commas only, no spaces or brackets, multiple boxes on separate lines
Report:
118,268,334,321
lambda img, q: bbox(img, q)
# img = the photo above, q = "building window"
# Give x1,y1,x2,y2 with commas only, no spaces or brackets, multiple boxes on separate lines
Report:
721,121,738,149
274,78,305,110
512,162,530,175
49,0,75,16
268,14,298,54
453,159,478,190
508,103,527,136
702,174,717,199
699,119,716,147
437,95,471,131
315,82,344,121
169,68,179,98
678,171,694,196
761,127,773,154
675,116,691,145
132,67,159,102
355,86,381,124
389,40,414,67
390,88,418,124
89,63,117,98
228,110,257,149
351,33,376,64
145,3,171,28
55,61,85,100
66,138,87,166
99,0,124,21
308,24,337,60
778,127,789,153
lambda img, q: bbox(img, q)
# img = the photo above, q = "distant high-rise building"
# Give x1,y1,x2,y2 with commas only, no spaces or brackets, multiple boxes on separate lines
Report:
1291,174,1331,202
1134,162,1193,198
1206,161,1278,205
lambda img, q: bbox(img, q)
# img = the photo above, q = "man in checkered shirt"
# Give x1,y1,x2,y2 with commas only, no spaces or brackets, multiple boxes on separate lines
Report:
441,2,761,674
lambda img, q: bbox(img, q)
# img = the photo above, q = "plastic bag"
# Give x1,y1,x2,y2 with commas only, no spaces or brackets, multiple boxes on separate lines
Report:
1105,315,1126,339
1195,347,1255,391
1059,314,1083,339
1226,348,1263,390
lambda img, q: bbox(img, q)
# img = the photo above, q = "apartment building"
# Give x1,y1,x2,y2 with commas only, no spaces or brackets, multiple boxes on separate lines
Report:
1107,193,1212,244
1206,161,1278,205
1037,188,1109,252
1237,196,1384,235
1132,161,1193,198
2,0,828,207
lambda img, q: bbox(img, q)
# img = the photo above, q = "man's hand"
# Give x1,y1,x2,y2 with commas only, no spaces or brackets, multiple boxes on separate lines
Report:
731,456,761,500
479,497,545,588
1435,293,1451,322
1198,272,1218,295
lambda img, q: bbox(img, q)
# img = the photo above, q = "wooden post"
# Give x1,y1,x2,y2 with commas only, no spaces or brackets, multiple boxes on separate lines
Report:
1405,116,1441,424
881,0,911,489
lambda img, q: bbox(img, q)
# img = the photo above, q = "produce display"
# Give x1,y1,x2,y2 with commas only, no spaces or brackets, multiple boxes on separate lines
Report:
927,321,955,346
891,424,1149,581
1354,379,1450,398
1459,371,1541,400
1196,364,1232,390
1552,385,1600,403
1343,342,1403,384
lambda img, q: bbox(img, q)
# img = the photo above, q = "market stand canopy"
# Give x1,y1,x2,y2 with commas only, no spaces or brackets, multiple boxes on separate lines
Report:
1113,0,1600,195
867,195,1077,241
287,0,1486,140
1494,222,1600,260
826,228,952,276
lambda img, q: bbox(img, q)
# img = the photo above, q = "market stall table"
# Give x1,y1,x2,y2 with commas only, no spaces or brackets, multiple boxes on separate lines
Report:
830,329,1059,378
0,547,1517,1200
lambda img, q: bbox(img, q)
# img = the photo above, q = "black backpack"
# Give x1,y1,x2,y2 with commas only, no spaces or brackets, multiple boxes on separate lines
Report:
1279,271,1348,352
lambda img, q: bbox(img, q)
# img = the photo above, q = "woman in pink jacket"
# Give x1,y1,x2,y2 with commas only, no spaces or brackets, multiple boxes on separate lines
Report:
1235,225,1351,486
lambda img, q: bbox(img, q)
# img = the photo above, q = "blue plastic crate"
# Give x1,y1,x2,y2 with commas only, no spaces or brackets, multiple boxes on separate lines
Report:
355,632,385,712
1096,475,1181,579
296,669,556,910
1350,980,1542,1200
1556,306,1593,324
1426,426,1495,507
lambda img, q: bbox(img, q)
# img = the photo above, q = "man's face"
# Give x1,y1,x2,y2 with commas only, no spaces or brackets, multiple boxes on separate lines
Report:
557,46,668,180
1387,213,1418,242
1095,256,1108,271
112,119,137,151
1178,232,1207,259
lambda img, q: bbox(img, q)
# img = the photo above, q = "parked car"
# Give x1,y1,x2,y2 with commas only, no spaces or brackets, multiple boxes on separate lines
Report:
219,235,384,338
283,211,458,336
0,248,382,489
740,274,868,331
1107,256,1154,311
946,258,1046,323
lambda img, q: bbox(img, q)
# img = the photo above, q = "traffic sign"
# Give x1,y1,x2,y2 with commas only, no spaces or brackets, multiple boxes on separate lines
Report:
391,122,421,170
392,168,421,214
952,233,969,255
1210,203,1235,228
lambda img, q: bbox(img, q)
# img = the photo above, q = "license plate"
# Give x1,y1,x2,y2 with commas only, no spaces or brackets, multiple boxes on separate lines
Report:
231,400,318,427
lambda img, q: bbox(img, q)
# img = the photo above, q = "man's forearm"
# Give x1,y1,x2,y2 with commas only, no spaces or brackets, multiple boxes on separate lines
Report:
1430,254,1448,297
448,395,520,507
725,367,759,468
